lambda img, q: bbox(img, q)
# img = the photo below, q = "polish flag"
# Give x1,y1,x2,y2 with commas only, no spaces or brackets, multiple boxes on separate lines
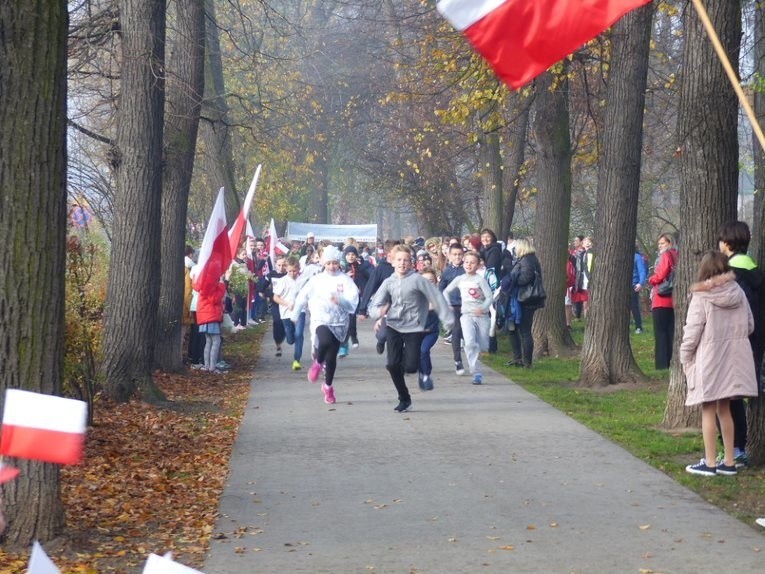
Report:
228,164,262,258
264,218,289,268
0,390,87,465
193,188,232,296
437,0,652,89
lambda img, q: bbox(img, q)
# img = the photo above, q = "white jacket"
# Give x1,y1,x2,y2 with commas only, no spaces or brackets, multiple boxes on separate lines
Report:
291,269,359,342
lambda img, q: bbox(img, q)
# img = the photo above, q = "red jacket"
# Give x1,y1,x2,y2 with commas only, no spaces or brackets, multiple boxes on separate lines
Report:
649,248,677,309
196,282,226,325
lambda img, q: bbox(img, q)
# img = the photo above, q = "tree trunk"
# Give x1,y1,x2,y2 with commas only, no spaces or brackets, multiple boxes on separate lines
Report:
580,4,653,386
155,0,205,372
312,150,330,223
747,0,765,466
663,0,740,428
101,0,167,403
531,70,576,357
200,0,240,219
479,128,503,234
0,1,67,545
501,94,531,240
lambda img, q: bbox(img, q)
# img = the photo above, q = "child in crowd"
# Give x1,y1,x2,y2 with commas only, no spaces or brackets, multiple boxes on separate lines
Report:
417,269,441,391
290,246,359,404
272,256,306,371
369,245,454,412
443,250,493,385
439,243,466,375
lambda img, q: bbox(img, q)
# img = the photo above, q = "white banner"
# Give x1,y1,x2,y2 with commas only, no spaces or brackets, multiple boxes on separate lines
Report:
286,222,378,243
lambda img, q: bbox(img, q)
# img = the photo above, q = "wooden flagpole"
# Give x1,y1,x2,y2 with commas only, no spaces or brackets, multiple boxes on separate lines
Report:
690,0,765,155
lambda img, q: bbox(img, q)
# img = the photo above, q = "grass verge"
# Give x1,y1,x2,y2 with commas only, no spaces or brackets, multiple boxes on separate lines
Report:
484,319,765,528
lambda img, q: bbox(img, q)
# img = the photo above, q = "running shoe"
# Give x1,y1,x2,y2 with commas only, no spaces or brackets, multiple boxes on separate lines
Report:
394,400,412,412
292,360,301,371
322,383,336,404
307,361,322,383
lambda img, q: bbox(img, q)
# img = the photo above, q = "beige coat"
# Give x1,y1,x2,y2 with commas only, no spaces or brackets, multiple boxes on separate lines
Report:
680,272,757,406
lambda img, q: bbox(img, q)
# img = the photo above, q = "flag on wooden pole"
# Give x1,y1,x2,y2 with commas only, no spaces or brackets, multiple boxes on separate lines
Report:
437,0,652,89
0,390,87,465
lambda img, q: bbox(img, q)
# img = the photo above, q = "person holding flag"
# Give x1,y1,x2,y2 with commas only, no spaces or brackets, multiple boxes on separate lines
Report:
192,188,232,373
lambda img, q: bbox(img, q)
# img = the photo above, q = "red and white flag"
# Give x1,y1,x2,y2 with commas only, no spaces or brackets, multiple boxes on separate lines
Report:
193,188,232,296
0,390,87,465
437,0,652,89
228,164,262,258
264,218,289,267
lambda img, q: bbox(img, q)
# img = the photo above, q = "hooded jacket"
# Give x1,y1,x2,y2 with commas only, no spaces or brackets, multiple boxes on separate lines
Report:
369,269,454,334
728,253,764,369
680,272,757,406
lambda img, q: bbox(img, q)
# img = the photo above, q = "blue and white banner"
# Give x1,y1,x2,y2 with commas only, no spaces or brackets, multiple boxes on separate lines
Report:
286,222,378,243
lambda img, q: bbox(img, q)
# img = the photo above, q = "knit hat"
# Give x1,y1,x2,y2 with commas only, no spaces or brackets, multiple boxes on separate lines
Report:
343,245,359,257
321,245,342,264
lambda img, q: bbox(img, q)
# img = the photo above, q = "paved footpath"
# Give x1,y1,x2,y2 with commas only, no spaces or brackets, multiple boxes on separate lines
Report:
206,327,765,573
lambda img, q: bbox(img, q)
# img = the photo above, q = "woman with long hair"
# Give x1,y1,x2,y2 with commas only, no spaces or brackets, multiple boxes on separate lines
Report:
502,238,545,368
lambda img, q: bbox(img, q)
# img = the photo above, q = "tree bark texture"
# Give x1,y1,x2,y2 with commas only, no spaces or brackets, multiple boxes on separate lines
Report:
101,0,167,402
663,0,740,428
0,0,68,545
155,0,205,371
530,71,576,358
580,4,653,386
479,128,503,235
501,94,531,240
748,0,765,465
200,0,240,220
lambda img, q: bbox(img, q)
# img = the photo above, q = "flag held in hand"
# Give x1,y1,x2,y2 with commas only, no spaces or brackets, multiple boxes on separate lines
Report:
437,0,652,89
0,389,87,465
193,188,232,296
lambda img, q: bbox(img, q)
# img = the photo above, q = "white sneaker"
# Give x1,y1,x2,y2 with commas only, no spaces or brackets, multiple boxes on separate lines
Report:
756,518,765,528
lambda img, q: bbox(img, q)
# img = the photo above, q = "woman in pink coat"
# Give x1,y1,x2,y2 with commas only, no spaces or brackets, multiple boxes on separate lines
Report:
680,251,757,477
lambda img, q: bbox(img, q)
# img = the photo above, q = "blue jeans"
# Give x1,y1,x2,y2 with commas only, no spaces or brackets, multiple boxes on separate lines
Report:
419,330,439,376
282,313,306,362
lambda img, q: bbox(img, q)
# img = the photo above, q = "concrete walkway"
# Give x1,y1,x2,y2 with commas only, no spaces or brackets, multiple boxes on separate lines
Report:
206,327,765,573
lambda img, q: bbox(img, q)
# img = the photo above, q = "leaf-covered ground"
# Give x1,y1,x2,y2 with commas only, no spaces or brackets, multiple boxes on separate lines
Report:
0,328,262,573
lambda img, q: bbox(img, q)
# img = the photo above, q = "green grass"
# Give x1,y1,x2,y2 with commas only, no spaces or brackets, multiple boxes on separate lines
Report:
484,318,765,526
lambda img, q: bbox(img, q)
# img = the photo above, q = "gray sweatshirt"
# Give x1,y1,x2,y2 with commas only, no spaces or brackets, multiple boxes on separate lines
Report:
369,270,454,333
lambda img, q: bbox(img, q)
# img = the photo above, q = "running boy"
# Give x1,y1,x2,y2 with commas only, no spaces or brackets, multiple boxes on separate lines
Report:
271,256,306,371
369,244,454,412
439,243,466,374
